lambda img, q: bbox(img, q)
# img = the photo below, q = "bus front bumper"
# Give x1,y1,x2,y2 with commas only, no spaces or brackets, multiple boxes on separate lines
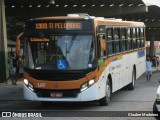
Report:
23,83,100,102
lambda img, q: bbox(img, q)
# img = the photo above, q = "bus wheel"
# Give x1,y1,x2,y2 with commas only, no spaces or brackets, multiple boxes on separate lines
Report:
99,79,111,106
127,69,135,90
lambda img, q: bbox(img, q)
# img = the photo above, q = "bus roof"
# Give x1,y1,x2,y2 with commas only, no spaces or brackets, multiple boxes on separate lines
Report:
32,14,145,27
94,19,145,27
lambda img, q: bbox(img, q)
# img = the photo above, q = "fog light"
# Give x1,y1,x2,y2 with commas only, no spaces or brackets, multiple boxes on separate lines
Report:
80,83,88,92
28,83,34,91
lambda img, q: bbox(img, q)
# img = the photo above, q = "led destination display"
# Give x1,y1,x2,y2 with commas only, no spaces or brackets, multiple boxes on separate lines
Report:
25,20,93,32
35,22,82,30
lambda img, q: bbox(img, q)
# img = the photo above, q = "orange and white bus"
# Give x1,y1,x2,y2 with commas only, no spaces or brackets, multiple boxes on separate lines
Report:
16,14,146,105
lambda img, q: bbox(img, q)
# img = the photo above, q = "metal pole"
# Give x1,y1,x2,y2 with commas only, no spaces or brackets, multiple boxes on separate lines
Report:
150,35,155,56
0,0,9,82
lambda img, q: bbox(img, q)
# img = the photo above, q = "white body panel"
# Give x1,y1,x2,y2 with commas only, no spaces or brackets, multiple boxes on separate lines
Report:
155,85,160,111
102,50,145,93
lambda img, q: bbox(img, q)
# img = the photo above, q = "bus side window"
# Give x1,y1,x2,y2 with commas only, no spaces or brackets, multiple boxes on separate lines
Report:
140,28,145,47
137,28,141,48
113,27,120,53
106,28,114,56
132,28,137,49
120,27,127,52
127,28,132,50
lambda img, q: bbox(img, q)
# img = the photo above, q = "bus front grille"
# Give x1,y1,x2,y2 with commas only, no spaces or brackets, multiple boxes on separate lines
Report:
31,73,83,80
24,67,96,81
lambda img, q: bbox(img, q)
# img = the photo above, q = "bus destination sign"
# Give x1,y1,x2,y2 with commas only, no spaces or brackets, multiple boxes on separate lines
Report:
30,38,49,42
35,22,82,30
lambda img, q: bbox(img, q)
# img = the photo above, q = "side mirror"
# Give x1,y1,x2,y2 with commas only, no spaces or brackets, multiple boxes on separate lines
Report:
16,32,23,55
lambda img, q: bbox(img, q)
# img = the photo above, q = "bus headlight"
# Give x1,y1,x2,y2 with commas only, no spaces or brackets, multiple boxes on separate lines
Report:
24,79,34,91
24,79,28,85
88,79,95,85
80,79,95,92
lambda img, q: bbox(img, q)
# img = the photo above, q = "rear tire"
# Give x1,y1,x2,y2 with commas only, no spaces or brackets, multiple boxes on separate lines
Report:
99,78,111,106
127,69,135,90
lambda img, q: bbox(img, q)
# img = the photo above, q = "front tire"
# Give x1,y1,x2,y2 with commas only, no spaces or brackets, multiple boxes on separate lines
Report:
99,78,111,106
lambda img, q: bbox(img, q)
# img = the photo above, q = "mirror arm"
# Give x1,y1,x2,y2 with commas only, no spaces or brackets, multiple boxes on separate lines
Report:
16,32,24,56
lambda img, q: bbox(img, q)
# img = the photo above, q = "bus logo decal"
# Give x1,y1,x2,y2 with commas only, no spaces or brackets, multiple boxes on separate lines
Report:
54,84,59,88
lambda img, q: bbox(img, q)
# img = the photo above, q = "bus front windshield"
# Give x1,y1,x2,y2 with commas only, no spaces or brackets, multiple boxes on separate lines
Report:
23,35,96,70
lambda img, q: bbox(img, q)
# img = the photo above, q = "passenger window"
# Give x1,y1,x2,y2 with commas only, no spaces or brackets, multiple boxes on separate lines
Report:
107,41,114,55
127,28,132,50
114,41,120,53
140,28,144,37
114,28,120,53
140,28,145,47
137,28,141,48
120,28,127,52
132,28,137,49
114,28,120,40
106,28,114,56
107,28,113,40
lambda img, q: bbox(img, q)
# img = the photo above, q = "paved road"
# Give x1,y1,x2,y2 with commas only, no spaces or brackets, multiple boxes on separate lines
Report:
0,72,160,120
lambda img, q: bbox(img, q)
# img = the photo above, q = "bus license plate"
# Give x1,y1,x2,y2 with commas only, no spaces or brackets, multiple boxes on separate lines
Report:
50,92,63,98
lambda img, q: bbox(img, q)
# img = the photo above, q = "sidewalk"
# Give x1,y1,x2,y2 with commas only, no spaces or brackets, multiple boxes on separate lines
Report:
152,65,160,72
0,78,24,101
0,78,23,90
